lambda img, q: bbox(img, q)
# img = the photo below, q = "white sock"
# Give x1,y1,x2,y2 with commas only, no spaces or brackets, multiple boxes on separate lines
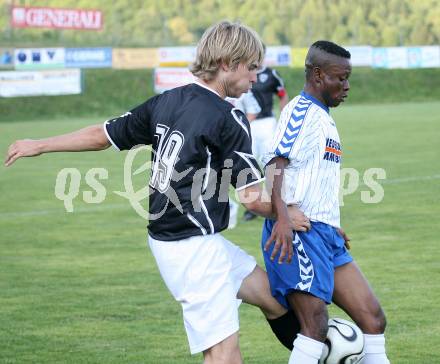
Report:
288,334,324,364
363,334,390,364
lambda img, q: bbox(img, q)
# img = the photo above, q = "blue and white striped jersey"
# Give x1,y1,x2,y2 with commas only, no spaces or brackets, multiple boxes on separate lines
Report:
263,91,342,228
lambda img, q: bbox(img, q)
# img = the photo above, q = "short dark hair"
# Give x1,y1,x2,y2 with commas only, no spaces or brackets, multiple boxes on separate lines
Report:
305,41,351,81
310,40,351,59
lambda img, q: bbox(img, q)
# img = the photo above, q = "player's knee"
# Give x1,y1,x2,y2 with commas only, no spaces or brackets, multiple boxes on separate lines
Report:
204,337,242,364
205,350,241,364
258,295,287,319
358,305,387,334
369,307,387,333
301,308,329,341
316,311,329,341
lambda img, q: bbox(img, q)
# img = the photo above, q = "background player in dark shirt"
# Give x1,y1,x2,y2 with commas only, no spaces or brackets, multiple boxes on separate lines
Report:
5,22,310,363
244,45,289,221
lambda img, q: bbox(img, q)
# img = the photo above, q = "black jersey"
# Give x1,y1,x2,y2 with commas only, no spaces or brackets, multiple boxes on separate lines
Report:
105,83,263,241
251,67,286,118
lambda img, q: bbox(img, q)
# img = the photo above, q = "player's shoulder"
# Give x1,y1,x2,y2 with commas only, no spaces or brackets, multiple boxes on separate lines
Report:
305,98,331,122
284,94,305,108
288,93,329,117
167,83,233,120
160,83,202,104
223,106,249,136
210,93,240,127
191,83,249,135
191,83,231,113
283,94,312,116
150,84,190,111
280,93,325,129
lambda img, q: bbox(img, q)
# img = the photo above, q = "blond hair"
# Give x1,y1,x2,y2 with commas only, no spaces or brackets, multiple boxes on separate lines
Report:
190,21,264,81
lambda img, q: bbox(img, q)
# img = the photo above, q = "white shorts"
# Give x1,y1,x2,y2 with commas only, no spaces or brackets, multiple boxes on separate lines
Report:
250,117,277,163
148,233,257,354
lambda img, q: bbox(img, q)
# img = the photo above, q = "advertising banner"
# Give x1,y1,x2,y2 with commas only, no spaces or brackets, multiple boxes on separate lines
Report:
0,69,82,97
291,48,308,68
407,46,440,68
158,47,196,67
11,6,102,30
112,48,158,69
0,48,14,69
154,67,194,93
386,47,409,68
345,46,373,67
15,48,65,69
372,48,387,68
265,46,291,67
373,47,409,69
65,47,112,68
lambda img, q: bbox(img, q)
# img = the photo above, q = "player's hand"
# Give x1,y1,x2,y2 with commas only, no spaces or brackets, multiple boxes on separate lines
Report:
337,227,351,249
4,139,42,167
264,217,294,264
287,205,311,232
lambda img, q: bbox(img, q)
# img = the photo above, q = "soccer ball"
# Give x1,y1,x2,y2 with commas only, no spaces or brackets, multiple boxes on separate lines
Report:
319,318,365,364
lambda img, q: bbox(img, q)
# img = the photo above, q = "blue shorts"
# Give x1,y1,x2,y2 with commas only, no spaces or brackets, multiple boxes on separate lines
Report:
261,220,353,307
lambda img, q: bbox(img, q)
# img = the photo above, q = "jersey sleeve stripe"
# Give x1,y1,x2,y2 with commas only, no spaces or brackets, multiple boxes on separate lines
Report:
234,151,263,180
230,108,250,138
186,213,208,235
199,196,214,234
202,147,212,192
275,97,312,157
103,121,121,151
235,177,266,192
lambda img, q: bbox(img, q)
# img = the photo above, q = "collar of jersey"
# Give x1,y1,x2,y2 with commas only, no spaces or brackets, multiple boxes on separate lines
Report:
193,81,222,98
300,90,329,114
257,66,267,74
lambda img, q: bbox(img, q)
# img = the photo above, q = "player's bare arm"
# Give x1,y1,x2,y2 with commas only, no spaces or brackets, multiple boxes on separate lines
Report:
264,156,311,264
237,182,309,264
237,183,309,224
4,124,110,167
237,183,273,218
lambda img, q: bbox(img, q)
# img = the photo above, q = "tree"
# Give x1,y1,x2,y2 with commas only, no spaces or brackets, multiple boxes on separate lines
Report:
1,0,439,47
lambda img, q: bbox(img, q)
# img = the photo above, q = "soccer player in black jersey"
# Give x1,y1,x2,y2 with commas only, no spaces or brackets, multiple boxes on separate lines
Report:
5,22,310,363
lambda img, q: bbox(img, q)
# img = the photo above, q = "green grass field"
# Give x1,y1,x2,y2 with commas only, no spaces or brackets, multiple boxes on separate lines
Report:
1,102,439,363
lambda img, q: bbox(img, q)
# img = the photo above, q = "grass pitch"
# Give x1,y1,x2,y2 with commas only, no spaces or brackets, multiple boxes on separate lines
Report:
1,101,439,363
